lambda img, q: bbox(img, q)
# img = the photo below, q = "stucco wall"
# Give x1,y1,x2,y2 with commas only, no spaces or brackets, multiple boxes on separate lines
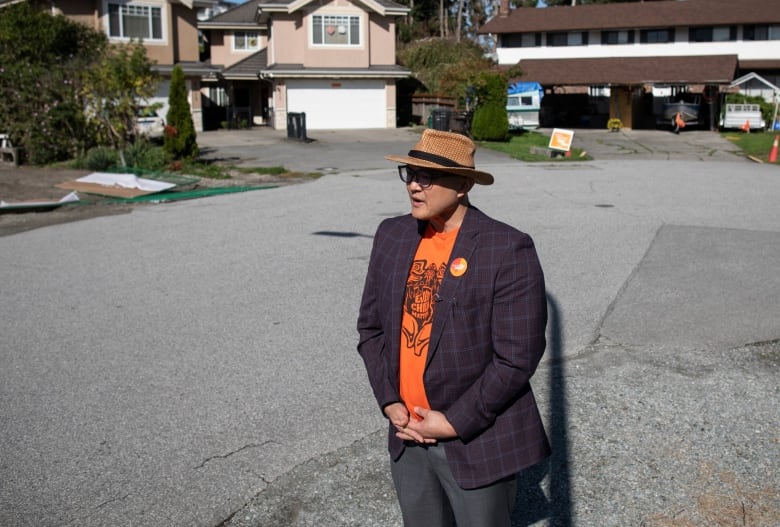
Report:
369,14,396,66
269,15,307,65
270,0,398,68
172,4,199,63
207,31,269,68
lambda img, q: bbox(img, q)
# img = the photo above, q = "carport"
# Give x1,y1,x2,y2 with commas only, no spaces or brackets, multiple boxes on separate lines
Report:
513,54,738,130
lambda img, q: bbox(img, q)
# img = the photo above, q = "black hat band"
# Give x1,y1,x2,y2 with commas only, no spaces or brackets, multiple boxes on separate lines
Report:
408,149,472,169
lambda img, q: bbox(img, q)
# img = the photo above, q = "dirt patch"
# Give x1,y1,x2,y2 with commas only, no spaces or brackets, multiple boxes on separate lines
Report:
0,165,313,237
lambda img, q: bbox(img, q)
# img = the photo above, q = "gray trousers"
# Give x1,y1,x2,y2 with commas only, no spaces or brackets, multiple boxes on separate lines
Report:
390,442,517,527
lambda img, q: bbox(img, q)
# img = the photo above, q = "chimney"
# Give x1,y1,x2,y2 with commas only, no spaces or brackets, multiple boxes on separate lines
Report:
499,0,510,17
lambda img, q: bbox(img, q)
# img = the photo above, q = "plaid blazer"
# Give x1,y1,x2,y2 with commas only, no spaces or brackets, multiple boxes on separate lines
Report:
357,205,551,489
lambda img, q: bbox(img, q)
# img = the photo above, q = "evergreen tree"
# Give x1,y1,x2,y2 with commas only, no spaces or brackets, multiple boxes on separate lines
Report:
470,71,510,141
164,65,198,160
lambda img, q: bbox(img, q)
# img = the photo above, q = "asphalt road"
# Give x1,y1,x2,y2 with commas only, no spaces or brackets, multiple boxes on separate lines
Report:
1,127,778,526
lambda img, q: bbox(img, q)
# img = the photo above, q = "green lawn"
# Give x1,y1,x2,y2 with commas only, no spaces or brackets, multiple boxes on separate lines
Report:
477,131,591,162
478,129,779,164
721,131,780,164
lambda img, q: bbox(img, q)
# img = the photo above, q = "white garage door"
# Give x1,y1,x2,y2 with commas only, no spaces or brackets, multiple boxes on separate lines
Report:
286,79,386,129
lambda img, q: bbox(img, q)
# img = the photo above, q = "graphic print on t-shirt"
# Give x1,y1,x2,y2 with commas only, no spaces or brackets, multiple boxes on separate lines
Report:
402,259,446,356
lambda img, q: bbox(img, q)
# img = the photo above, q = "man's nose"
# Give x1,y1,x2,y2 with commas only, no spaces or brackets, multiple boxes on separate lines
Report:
407,177,423,190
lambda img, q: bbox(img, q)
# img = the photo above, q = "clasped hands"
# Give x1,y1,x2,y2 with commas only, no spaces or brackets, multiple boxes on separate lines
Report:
384,402,457,444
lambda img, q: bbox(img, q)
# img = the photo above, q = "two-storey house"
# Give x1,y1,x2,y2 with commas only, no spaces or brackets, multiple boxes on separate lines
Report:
480,0,780,130
12,0,220,131
199,0,410,130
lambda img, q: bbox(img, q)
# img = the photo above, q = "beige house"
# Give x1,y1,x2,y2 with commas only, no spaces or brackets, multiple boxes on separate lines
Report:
199,0,410,130
27,0,219,131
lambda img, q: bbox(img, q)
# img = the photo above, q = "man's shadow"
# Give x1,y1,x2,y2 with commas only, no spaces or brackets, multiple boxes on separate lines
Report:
513,293,572,527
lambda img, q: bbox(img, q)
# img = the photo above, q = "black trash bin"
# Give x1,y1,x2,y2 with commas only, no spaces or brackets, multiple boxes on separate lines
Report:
449,111,473,135
287,112,307,141
430,108,452,131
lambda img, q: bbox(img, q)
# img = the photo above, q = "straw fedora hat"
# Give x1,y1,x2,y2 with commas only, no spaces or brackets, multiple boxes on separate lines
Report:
385,129,494,185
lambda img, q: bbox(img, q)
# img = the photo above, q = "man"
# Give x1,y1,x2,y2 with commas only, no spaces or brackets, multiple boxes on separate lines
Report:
357,129,550,527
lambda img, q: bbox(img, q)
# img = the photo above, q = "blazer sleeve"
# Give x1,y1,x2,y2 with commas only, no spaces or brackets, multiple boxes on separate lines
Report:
356,221,401,412
444,232,548,442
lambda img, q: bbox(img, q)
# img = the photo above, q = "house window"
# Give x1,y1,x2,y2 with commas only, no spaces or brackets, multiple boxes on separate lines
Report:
234,31,259,51
547,32,588,46
744,24,780,40
108,3,163,41
689,26,736,42
312,15,360,46
640,28,675,43
208,87,228,107
601,30,634,45
502,33,541,48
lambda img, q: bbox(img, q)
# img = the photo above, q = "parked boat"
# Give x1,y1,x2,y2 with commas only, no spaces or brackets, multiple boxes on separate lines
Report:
663,102,700,122
662,96,701,125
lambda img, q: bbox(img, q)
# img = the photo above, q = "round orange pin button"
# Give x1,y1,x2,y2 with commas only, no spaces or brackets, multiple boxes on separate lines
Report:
450,257,468,277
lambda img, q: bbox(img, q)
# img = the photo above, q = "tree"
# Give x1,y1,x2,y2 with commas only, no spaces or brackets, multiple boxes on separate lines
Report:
470,71,511,141
164,65,198,160
399,39,493,98
393,0,650,45
0,2,106,164
544,0,649,4
83,42,160,166
0,1,162,165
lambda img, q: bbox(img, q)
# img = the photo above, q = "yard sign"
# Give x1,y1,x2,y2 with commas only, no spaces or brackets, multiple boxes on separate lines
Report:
548,128,574,152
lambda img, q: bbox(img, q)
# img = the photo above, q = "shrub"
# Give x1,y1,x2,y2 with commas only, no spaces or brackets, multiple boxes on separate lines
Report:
471,104,509,141
0,2,105,165
84,146,119,170
124,141,169,171
470,72,509,141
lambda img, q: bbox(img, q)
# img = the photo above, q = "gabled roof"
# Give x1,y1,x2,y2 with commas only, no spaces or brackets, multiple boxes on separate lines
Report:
257,0,409,18
199,0,265,28
177,0,217,8
514,55,738,86
481,0,780,34
200,0,408,27
219,48,269,79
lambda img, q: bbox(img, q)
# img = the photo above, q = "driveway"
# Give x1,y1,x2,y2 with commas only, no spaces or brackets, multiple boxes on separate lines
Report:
1,127,777,527
196,126,749,172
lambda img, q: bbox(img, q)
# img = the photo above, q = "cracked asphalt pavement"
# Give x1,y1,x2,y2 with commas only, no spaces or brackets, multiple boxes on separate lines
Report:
1,128,778,526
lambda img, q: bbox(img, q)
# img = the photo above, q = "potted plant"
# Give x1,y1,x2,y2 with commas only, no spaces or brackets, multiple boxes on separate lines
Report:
607,118,622,132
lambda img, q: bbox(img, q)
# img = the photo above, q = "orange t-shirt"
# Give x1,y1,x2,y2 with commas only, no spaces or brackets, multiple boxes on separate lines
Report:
400,225,459,420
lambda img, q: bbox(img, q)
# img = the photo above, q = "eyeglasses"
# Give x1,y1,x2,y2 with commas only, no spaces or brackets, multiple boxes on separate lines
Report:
397,165,450,189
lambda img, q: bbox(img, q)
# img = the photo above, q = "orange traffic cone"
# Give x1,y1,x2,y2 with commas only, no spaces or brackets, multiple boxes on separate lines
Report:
741,120,751,133
769,135,779,163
